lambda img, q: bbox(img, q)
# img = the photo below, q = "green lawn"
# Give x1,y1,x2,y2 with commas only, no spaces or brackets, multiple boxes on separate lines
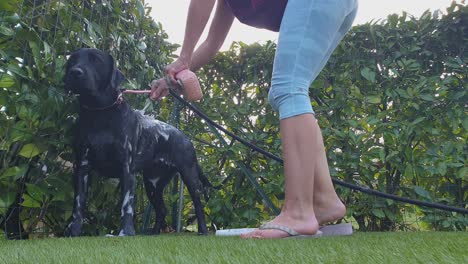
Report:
0,232,467,263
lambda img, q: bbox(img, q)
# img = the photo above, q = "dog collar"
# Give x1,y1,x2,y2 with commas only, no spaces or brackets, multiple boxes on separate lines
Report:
81,93,124,111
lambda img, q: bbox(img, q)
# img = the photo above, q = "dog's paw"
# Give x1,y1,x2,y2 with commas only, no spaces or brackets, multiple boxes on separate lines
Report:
197,228,209,236
64,222,81,237
118,227,136,236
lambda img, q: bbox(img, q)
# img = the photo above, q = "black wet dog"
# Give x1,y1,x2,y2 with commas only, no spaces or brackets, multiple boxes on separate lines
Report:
64,48,210,236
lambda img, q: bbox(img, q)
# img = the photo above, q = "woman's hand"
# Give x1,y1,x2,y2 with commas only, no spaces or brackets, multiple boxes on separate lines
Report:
149,0,234,101
149,58,189,101
164,58,190,86
149,78,169,101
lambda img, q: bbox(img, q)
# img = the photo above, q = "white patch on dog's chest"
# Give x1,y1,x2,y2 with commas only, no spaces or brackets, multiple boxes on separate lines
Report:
149,177,160,188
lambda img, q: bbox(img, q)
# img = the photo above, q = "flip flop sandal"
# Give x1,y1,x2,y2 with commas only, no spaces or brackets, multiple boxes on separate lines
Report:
319,223,353,237
215,223,352,237
258,223,323,239
215,228,257,236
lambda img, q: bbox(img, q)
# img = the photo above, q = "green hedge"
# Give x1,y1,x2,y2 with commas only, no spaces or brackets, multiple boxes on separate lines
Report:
0,0,176,238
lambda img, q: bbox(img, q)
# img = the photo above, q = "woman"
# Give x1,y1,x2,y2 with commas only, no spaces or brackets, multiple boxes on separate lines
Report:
150,0,358,239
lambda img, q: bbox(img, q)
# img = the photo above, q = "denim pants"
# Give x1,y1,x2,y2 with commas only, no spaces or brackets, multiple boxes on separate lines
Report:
268,0,358,119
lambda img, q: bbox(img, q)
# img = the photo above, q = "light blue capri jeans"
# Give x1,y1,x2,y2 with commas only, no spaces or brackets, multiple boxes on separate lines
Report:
268,0,358,119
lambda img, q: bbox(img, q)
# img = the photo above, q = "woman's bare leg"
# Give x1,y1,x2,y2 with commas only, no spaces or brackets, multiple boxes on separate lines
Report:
241,114,344,238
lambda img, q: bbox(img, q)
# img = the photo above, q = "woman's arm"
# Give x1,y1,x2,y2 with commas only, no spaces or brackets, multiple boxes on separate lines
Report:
189,0,235,71
177,0,217,68
163,0,217,81
150,0,235,101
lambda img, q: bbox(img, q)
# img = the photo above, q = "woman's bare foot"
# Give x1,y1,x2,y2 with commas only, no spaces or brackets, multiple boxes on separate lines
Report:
239,201,345,239
315,199,346,225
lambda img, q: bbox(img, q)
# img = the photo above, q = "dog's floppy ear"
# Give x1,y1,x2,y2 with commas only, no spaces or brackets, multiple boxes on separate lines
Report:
111,69,125,89
108,53,125,89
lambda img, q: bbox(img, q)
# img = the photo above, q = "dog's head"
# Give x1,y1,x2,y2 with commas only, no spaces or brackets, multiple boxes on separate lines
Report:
64,48,125,102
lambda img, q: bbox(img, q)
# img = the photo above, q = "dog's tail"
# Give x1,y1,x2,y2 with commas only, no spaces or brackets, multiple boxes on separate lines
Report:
197,164,222,201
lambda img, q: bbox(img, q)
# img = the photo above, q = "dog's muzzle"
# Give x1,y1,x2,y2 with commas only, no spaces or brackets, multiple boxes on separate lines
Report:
69,67,85,79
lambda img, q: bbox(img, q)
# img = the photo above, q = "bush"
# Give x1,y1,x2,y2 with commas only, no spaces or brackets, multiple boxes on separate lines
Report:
0,0,176,238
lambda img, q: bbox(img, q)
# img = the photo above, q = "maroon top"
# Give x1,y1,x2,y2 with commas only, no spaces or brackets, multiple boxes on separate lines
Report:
225,0,288,32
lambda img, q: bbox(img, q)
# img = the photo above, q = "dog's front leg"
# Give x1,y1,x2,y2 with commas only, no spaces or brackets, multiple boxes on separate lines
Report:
119,158,136,236
66,149,91,237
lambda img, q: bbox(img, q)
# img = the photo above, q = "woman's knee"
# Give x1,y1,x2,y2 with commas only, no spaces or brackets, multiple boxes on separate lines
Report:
268,86,314,120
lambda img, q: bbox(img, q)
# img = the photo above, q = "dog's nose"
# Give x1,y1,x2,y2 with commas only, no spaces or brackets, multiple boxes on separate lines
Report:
70,67,84,78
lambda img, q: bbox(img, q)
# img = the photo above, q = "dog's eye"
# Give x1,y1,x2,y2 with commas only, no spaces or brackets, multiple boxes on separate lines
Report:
67,58,77,67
